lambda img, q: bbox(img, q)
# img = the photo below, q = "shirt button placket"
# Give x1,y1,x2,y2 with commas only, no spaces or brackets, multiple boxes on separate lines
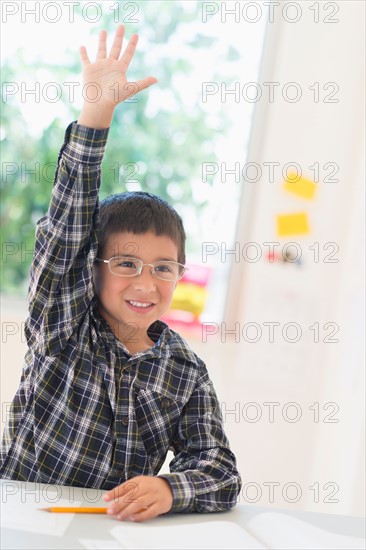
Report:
115,366,131,436
121,416,129,427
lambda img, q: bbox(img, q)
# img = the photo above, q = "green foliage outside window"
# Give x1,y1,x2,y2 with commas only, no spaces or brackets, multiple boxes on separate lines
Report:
1,1,238,296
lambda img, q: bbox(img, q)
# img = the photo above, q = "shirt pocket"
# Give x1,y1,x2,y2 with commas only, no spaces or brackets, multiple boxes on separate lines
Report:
134,388,183,457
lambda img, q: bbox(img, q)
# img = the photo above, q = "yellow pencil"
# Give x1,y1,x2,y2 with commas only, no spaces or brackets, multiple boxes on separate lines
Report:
39,507,108,514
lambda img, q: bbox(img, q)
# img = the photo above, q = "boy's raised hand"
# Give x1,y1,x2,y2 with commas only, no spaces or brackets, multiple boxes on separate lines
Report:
78,25,157,128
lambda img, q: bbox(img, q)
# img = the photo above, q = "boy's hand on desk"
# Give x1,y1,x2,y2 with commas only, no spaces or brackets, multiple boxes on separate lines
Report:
78,25,158,128
102,475,173,522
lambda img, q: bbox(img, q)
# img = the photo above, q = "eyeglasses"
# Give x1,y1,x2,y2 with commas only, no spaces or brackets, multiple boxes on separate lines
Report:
94,256,188,282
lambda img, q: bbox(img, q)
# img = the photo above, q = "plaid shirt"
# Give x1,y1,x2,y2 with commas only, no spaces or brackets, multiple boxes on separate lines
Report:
0,121,242,514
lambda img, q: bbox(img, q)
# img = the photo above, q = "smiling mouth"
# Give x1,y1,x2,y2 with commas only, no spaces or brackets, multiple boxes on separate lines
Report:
126,300,155,309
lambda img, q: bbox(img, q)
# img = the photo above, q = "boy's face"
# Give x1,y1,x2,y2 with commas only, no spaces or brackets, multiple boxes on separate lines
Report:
92,231,179,341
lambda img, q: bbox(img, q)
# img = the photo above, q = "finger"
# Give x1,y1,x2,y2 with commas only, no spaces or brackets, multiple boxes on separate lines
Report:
108,24,125,60
96,29,107,60
132,76,159,95
79,45,91,66
108,488,149,515
103,479,140,503
114,502,150,521
127,504,159,523
119,34,139,70
115,78,158,102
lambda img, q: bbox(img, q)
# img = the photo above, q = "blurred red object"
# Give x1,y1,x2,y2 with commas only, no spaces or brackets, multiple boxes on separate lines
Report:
162,262,213,329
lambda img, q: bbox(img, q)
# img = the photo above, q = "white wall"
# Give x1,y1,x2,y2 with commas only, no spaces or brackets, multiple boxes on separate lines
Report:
1,296,29,436
224,1,365,516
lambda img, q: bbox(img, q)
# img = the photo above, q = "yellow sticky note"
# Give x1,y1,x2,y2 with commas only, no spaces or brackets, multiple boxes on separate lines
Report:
171,283,207,316
277,212,310,236
283,173,317,199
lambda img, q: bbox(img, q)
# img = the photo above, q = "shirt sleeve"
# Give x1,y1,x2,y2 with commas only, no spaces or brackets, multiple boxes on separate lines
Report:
24,121,109,357
157,363,242,514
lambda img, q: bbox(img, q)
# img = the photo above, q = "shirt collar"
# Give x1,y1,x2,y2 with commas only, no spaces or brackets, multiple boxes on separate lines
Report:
89,296,200,365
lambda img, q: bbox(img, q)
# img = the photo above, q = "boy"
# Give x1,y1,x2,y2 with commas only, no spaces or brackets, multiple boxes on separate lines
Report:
0,26,242,522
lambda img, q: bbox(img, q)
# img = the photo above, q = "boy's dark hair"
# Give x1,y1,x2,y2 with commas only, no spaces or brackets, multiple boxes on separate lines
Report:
96,191,186,265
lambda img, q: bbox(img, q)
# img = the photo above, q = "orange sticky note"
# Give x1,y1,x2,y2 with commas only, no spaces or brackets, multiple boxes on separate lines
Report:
276,213,310,236
283,173,317,199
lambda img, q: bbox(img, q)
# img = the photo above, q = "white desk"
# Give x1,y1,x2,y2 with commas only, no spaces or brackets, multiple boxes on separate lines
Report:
1,481,365,549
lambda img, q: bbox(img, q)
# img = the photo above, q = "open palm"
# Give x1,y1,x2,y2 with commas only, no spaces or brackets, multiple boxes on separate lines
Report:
79,25,157,107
